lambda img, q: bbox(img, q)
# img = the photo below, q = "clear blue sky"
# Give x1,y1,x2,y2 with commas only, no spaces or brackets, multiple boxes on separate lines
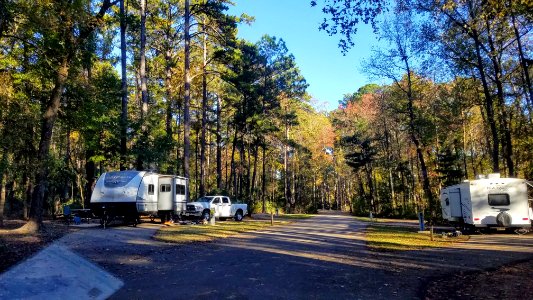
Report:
228,0,379,111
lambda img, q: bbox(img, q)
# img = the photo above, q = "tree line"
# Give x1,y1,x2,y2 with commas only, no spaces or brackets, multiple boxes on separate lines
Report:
320,0,533,218
0,0,340,230
0,0,531,230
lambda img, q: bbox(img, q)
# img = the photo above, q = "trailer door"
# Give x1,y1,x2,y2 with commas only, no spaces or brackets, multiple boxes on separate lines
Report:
157,177,173,211
449,188,463,218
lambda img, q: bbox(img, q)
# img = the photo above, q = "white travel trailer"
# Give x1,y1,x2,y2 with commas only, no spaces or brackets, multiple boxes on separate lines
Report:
90,171,188,225
440,174,533,230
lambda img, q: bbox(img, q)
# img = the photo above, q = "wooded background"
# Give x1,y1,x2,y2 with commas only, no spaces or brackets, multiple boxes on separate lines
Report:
0,0,531,229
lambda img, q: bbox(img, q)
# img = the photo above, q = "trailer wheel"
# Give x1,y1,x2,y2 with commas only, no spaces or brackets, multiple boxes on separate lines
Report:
234,210,243,222
100,212,111,228
202,210,211,221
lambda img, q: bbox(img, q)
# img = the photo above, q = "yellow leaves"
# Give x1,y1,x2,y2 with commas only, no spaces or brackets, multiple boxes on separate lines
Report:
441,0,457,11
0,73,14,99
69,131,80,142
293,108,335,161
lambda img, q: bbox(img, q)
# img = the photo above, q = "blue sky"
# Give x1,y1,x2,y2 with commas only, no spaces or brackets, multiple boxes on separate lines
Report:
228,0,379,111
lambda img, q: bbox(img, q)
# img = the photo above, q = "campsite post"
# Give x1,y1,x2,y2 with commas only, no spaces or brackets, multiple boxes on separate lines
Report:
418,212,425,231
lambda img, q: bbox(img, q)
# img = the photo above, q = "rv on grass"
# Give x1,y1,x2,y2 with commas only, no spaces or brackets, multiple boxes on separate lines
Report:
90,171,188,225
440,173,533,231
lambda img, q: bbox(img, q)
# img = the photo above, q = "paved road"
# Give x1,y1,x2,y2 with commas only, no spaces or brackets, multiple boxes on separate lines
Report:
31,212,533,299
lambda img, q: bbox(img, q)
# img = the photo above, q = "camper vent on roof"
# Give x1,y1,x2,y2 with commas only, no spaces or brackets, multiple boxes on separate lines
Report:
475,173,501,180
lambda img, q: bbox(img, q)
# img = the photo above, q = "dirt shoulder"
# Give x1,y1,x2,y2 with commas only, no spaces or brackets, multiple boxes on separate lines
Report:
0,219,78,273
364,218,533,299
425,258,533,299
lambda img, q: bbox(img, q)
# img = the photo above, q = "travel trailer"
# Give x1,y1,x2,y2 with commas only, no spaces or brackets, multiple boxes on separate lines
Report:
90,171,188,225
440,174,533,230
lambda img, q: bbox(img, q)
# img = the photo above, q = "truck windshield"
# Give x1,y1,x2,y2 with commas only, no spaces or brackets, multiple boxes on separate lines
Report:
196,196,214,202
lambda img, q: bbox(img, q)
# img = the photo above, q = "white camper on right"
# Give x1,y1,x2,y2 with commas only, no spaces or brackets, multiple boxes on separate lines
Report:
440,174,533,229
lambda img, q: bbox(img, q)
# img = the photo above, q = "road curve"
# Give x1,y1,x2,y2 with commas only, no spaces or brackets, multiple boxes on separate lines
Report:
48,212,533,299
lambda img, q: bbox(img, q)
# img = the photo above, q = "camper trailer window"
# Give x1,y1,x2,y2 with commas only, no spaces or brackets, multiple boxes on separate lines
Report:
488,194,510,206
160,184,171,192
148,184,155,195
175,184,186,195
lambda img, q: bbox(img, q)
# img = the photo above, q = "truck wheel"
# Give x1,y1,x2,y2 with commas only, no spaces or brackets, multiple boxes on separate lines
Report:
234,210,243,222
202,210,211,221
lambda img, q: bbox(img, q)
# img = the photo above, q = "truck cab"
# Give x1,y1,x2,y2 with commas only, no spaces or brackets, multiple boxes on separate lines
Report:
185,196,247,221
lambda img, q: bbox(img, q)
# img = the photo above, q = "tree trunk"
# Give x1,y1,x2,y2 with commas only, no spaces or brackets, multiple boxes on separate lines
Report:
175,94,182,175
137,0,148,171
230,126,238,196
511,11,533,109
63,128,71,202
27,56,70,231
194,129,199,200
164,50,174,174
485,19,514,176
120,0,128,171
183,0,191,190
216,95,222,190
239,137,247,199
284,110,290,212
250,144,259,212
224,123,231,191
0,154,5,227
199,27,208,196
261,145,267,213
404,65,434,217
471,29,500,173
84,149,96,208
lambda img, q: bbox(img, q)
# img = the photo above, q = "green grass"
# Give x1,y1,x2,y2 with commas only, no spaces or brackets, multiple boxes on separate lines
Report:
353,216,385,223
154,220,288,244
275,214,314,220
366,225,469,251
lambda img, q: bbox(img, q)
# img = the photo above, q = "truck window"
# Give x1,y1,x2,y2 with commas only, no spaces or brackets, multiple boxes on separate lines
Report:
223,197,229,204
175,184,186,195
488,194,510,206
212,198,221,204
148,184,155,195
160,184,171,193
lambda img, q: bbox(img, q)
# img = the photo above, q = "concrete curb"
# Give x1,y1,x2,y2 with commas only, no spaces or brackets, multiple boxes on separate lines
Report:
0,244,123,299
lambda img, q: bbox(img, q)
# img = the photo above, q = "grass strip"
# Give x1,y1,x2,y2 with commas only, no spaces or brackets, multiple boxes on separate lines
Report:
366,225,469,251
354,216,384,223
154,220,289,244
275,214,314,220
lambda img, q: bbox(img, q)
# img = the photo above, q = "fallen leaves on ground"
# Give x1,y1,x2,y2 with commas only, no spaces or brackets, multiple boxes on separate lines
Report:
0,219,76,272
366,225,469,251
154,220,288,244
425,259,533,299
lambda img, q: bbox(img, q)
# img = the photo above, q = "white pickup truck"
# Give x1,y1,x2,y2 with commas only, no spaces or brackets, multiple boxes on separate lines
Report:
185,196,248,221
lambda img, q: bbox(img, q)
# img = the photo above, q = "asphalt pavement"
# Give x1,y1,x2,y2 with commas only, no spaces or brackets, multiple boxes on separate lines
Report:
2,211,533,299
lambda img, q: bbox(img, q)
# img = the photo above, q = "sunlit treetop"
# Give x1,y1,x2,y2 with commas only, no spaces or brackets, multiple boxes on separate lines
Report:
311,0,388,53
